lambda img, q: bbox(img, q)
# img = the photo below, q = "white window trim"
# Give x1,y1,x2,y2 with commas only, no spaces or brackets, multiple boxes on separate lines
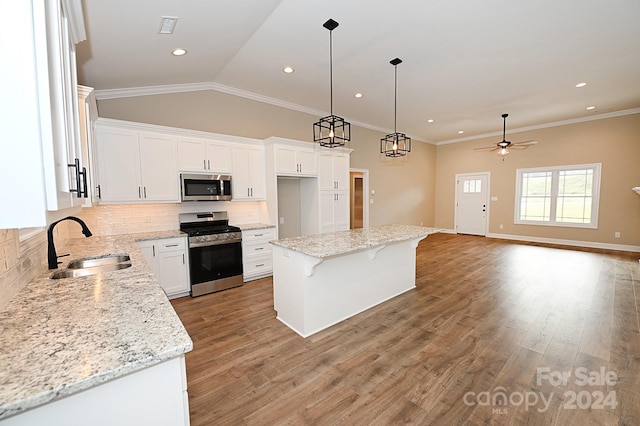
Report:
514,163,601,229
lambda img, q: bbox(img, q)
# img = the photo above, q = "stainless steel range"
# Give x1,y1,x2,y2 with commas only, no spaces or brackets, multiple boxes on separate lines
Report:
179,211,243,297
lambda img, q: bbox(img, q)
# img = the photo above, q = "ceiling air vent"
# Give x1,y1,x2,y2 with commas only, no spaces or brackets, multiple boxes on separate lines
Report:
159,16,178,34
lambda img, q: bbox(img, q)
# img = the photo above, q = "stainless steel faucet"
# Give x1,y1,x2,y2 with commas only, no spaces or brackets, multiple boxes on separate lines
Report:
47,216,92,269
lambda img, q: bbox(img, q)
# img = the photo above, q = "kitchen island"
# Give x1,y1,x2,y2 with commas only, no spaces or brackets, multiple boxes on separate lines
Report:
269,224,440,337
0,231,192,425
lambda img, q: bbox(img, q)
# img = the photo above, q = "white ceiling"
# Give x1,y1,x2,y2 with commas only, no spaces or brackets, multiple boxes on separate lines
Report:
76,0,640,144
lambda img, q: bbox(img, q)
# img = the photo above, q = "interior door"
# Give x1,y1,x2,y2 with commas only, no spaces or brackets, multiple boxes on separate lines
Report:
456,174,489,236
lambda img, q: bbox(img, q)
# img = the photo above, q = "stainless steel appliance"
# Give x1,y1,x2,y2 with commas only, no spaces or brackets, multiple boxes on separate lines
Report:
180,174,232,201
179,211,243,297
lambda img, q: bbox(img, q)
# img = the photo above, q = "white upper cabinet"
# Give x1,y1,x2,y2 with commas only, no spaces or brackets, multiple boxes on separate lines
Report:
232,145,266,200
1,0,88,227
318,152,350,191
96,122,179,204
177,137,232,174
274,145,317,176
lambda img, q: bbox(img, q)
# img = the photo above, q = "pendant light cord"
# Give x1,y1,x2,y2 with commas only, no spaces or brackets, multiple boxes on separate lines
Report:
394,63,398,134
329,29,333,116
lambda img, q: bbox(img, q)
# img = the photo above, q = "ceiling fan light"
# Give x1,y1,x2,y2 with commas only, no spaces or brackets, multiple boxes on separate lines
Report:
499,147,509,156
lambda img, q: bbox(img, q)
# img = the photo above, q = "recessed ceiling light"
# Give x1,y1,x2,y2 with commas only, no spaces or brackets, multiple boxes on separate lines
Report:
586,105,596,110
458,130,464,134
427,119,434,123
354,93,363,98
283,66,294,74
171,48,187,56
576,82,587,88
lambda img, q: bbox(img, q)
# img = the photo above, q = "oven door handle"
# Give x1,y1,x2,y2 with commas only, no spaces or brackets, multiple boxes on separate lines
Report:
189,238,242,248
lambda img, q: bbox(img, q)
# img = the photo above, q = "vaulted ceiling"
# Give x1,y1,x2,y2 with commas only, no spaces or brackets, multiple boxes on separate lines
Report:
76,0,640,143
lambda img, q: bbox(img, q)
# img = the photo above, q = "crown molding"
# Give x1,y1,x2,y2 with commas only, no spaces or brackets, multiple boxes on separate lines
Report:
436,108,640,145
93,82,427,143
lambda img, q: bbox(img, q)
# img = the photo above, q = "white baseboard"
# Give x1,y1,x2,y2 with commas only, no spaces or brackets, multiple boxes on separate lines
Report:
486,232,640,253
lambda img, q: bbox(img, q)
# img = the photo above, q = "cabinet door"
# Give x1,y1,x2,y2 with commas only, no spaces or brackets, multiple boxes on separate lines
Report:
139,132,179,202
274,146,298,175
96,126,141,202
177,137,206,172
205,141,232,174
248,146,266,199
297,149,317,175
157,250,189,297
319,191,337,233
318,153,335,191
334,191,350,231
334,154,350,190
137,240,160,278
232,145,252,200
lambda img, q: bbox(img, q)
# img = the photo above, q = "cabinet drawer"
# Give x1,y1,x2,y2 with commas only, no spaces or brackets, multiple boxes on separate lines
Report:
244,256,273,274
243,241,272,258
157,237,186,253
242,228,276,243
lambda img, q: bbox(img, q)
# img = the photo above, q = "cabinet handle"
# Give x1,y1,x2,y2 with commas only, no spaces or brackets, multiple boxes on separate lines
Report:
182,253,185,264
138,187,142,198
67,158,82,198
152,245,155,256
255,247,264,251
255,233,264,237
80,167,88,198
204,159,207,170
247,188,250,197
97,184,101,199
208,160,211,170
144,187,148,198
165,244,179,247
256,263,264,267
250,187,253,197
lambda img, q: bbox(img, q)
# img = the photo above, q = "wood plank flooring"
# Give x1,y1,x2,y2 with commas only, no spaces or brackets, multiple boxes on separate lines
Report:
171,233,640,425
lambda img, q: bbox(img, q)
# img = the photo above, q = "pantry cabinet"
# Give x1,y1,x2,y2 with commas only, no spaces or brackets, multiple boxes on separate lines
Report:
318,151,350,233
232,145,266,200
96,122,180,204
319,190,350,233
318,152,349,191
138,237,190,299
177,137,232,174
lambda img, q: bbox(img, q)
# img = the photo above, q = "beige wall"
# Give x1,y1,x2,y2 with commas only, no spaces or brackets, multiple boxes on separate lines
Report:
435,113,640,246
98,90,437,227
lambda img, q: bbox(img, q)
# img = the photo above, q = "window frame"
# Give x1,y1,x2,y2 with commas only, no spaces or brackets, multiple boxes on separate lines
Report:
514,163,602,229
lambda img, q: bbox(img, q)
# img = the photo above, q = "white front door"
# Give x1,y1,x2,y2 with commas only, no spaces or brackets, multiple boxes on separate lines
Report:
456,173,489,236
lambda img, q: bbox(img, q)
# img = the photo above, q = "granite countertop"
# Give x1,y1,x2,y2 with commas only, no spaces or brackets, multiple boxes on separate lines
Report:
235,223,276,231
0,231,193,420
270,224,441,258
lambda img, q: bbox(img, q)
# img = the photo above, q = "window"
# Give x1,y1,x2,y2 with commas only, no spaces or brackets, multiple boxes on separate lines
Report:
463,179,482,193
515,163,601,228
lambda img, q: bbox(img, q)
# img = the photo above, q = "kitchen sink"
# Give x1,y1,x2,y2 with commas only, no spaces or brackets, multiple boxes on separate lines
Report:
50,262,132,279
67,254,131,269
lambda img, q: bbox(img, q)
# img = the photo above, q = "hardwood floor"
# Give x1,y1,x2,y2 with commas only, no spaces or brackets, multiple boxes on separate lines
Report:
171,233,640,425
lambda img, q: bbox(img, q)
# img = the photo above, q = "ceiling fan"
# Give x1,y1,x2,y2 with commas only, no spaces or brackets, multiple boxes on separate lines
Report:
474,113,538,156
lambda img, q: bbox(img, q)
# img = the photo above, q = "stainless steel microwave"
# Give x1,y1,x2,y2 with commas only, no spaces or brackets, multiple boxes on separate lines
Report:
180,174,232,201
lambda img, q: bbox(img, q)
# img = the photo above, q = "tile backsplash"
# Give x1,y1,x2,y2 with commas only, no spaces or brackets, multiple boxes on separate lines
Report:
75,201,267,237
0,200,268,309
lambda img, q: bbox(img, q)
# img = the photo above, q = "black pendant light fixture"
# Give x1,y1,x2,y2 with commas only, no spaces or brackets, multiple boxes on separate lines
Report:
380,58,411,157
313,19,350,148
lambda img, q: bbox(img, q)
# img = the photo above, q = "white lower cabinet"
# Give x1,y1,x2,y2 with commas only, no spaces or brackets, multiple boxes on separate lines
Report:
2,356,189,426
138,237,190,298
242,227,276,281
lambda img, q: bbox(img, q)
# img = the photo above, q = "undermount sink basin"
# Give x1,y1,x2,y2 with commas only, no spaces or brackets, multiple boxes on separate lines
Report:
50,262,132,279
51,254,132,279
67,254,131,269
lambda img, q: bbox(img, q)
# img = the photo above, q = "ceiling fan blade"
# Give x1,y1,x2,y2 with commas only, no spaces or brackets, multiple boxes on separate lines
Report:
473,146,500,151
512,140,538,146
509,145,531,150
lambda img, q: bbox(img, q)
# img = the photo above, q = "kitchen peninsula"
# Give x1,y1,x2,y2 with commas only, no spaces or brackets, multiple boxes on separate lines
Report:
270,224,440,337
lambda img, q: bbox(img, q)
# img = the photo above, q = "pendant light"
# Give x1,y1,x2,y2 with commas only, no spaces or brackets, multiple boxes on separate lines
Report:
313,19,350,148
380,58,411,157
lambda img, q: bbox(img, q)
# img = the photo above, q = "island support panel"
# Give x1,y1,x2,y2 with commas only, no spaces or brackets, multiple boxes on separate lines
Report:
272,236,425,337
